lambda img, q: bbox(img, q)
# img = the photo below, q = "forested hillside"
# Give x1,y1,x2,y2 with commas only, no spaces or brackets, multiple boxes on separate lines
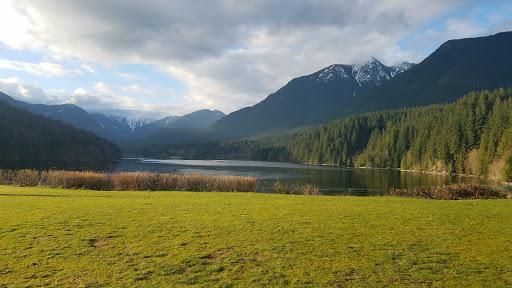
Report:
131,88,512,181
0,100,122,170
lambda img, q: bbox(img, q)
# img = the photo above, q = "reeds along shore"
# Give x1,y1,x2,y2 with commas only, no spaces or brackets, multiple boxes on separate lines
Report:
0,169,257,192
389,183,507,200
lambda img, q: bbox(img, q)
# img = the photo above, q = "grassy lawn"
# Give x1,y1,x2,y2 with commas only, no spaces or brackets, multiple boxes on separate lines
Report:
1,186,511,287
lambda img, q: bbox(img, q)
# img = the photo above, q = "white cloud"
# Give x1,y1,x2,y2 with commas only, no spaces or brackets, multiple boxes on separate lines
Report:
80,64,96,73
93,82,117,95
0,0,40,50
121,84,154,96
0,77,184,116
0,59,82,78
73,88,87,95
0,77,50,104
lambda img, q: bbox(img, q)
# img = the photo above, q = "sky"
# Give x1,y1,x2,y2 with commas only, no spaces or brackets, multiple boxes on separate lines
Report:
0,0,511,118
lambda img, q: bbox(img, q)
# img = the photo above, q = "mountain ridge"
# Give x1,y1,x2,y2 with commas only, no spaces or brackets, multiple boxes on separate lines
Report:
0,91,225,143
341,31,512,115
208,58,415,139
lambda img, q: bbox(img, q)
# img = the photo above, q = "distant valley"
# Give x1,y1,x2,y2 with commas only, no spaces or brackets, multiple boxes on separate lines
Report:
0,91,225,143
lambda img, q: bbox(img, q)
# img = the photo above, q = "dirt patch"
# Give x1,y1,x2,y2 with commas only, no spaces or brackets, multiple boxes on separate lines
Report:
92,237,113,249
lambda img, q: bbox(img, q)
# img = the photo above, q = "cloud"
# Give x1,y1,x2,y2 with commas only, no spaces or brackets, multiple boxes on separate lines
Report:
7,0,461,64
0,77,195,116
0,0,40,50
0,59,82,78
93,82,117,95
0,77,51,104
2,1,510,114
121,84,154,96
80,64,96,73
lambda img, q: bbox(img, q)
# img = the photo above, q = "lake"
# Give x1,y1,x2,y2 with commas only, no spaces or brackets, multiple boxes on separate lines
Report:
112,158,504,194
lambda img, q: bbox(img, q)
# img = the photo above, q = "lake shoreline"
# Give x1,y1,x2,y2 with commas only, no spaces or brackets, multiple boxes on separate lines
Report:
113,158,504,190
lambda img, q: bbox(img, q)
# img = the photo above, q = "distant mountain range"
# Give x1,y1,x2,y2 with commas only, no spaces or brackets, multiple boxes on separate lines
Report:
128,109,226,141
0,91,225,143
208,58,415,138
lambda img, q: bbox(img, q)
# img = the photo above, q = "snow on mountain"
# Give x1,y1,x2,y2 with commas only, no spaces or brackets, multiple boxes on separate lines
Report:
314,58,415,86
391,62,416,77
103,114,156,131
353,58,391,86
317,65,350,82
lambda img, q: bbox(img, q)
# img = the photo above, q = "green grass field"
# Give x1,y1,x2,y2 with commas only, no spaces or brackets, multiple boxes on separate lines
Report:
1,186,511,287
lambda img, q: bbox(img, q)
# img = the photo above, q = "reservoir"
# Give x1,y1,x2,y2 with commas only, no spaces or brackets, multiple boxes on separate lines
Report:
113,158,504,193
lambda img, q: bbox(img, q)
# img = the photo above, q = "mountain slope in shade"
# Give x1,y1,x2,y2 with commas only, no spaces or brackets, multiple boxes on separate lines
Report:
89,113,158,141
0,91,225,143
208,58,414,139
161,109,225,129
0,98,121,170
130,109,225,140
342,31,512,116
0,92,105,136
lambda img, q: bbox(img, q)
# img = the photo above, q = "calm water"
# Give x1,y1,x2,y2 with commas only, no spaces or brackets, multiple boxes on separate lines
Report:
112,158,502,193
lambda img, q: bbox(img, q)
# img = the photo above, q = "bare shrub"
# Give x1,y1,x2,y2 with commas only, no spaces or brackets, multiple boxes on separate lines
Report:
298,183,320,195
1,168,258,192
159,173,184,190
46,170,111,190
389,184,506,200
111,171,149,191
270,180,319,195
0,169,14,185
13,169,40,187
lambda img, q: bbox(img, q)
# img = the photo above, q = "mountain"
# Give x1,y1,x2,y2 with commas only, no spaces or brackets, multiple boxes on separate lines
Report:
208,58,414,139
89,113,159,141
340,31,512,116
0,92,105,136
128,109,225,141
0,97,121,170
157,109,225,129
0,91,225,143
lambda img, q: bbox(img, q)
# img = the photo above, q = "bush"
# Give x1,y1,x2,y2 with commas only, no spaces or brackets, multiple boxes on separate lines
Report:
271,179,320,195
389,184,506,200
0,169,14,185
13,169,40,187
46,170,112,190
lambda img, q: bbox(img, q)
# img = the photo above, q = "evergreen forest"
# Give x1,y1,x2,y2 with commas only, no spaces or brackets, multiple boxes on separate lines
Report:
0,100,122,170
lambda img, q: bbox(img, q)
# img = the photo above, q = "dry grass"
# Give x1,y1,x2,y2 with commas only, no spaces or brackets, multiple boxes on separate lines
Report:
389,183,506,200
0,169,257,192
12,169,40,187
45,170,112,190
272,179,320,195
0,169,14,185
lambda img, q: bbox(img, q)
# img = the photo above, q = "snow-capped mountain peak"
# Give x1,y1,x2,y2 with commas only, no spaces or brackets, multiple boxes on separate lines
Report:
104,115,156,131
312,58,415,86
353,58,391,86
316,65,350,82
391,61,415,77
